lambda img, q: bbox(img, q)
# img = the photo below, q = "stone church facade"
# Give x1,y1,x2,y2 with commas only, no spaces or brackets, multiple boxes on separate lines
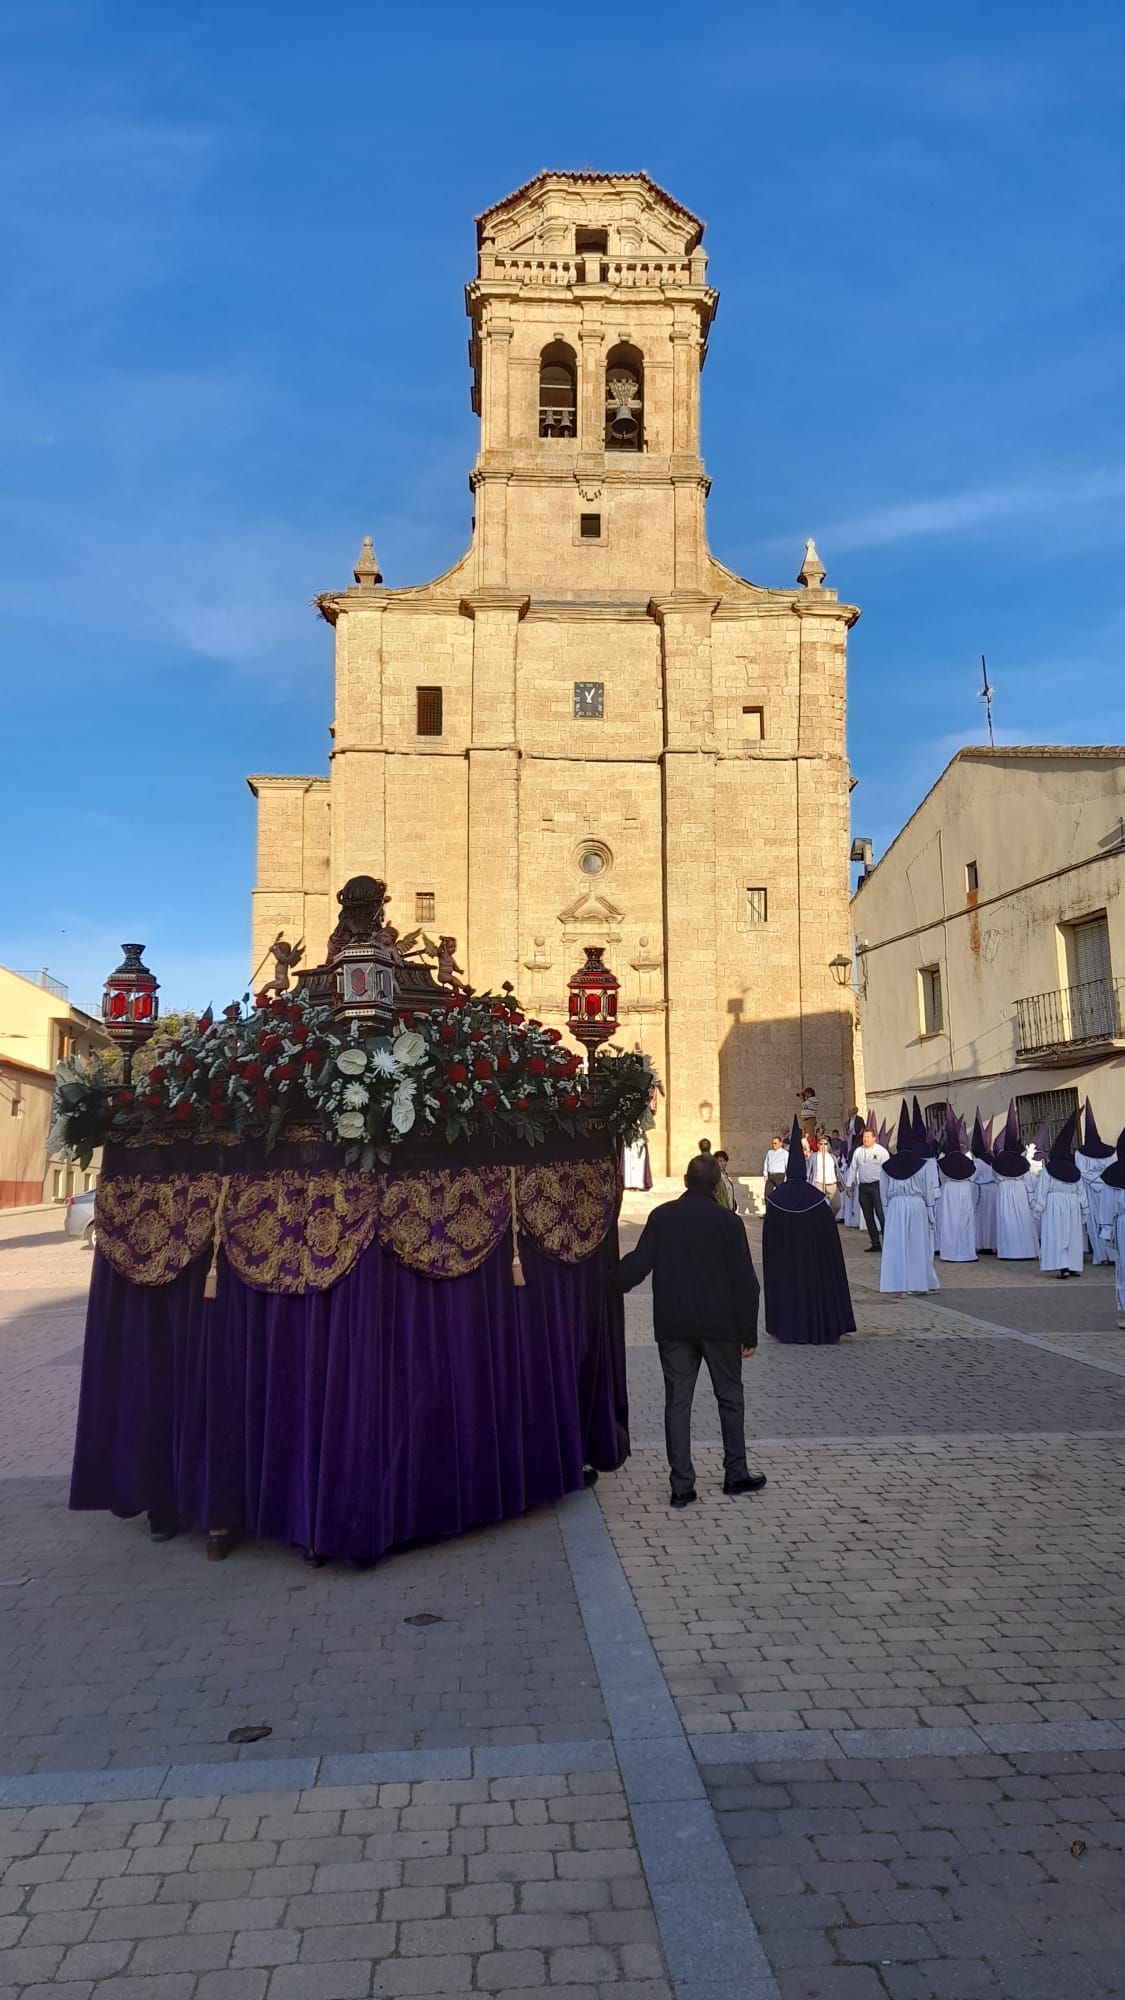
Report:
249,172,859,1172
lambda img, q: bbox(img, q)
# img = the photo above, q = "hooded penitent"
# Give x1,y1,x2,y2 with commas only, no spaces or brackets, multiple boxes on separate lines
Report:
911,1097,934,1156
971,1111,991,1163
992,1100,1031,1178
765,1117,824,1213
1079,1099,1116,1162
884,1099,925,1181
939,1113,976,1181
1101,1128,1125,1191
1045,1108,1082,1184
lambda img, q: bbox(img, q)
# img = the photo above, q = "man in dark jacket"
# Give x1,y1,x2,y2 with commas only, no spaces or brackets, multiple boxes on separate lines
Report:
612,1154,765,1508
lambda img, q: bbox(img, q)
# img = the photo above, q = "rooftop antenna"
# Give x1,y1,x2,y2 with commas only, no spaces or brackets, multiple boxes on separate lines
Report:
978,653,996,747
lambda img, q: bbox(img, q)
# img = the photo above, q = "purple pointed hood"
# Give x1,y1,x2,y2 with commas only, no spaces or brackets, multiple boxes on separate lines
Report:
884,1098,926,1181
993,1099,1030,1178
939,1112,975,1181
1045,1107,1081,1184
1079,1097,1116,1161
1101,1128,1125,1191
766,1117,826,1213
970,1111,990,1162
911,1096,930,1153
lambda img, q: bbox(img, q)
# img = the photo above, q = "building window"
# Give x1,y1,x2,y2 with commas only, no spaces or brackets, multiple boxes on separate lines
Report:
416,687,443,737
579,512,601,540
924,1100,951,1144
415,892,435,924
741,706,764,742
605,343,643,451
52,1168,64,1201
538,341,577,438
9,1090,22,1119
1017,1088,1079,1151
965,860,978,894
575,226,608,256
84,1172,97,1192
577,841,612,877
745,887,768,925
919,964,944,1035
573,682,604,718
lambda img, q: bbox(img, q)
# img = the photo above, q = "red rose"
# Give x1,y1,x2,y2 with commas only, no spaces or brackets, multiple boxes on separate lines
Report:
173,1100,194,1123
288,1005,304,1023
514,1095,529,1111
491,1004,506,1018
497,1052,514,1072
254,1083,271,1105
223,1004,241,1021
510,1011,525,1026
561,1093,579,1112
178,1056,195,1076
301,1048,322,1069
546,1029,562,1044
116,1088,133,1107
528,1056,546,1076
482,1090,498,1110
275,1061,295,1081
209,1102,227,1123
440,1025,456,1044
398,1010,414,1027
241,1061,262,1082
147,1066,164,1085
469,1030,484,1044
447,1062,468,1085
209,1081,226,1102
260,1033,283,1055
473,1057,493,1079
292,1025,310,1044
529,1019,542,1028
255,990,271,1009
143,1093,161,1109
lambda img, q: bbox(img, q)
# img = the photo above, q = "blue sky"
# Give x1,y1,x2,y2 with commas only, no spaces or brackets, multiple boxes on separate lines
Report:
2,0,1124,1015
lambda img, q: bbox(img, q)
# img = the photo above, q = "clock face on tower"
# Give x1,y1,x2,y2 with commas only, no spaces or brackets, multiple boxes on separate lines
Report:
573,681,604,719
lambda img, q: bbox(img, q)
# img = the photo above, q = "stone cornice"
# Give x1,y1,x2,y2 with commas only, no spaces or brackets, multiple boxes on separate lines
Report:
792,595,862,628
648,592,722,623
458,591,530,621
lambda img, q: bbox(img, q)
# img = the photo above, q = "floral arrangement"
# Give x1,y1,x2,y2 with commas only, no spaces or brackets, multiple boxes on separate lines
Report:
51,985,659,1170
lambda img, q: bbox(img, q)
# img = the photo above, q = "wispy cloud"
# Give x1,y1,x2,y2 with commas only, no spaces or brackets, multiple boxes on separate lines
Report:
752,466,1125,564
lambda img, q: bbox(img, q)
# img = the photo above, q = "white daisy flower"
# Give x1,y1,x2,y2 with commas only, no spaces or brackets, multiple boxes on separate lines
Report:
342,1082,369,1108
368,1047,400,1078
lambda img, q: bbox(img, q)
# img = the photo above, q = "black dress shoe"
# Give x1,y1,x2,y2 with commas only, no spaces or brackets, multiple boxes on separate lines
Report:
865,1244,881,1253
724,1473,767,1495
670,1489,697,1509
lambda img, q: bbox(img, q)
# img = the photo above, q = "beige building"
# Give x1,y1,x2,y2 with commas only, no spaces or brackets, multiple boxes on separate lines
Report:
0,966,111,1206
853,747,1125,1145
249,171,860,1171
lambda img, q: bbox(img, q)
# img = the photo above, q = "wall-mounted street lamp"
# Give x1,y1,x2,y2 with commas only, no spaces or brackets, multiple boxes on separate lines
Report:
829,953,853,989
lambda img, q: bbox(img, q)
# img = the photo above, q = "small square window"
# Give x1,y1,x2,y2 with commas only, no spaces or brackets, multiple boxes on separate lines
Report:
741,706,764,742
416,687,443,736
965,860,979,894
745,886,768,925
415,891,435,924
920,964,944,1035
579,513,601,540
575,227,608,255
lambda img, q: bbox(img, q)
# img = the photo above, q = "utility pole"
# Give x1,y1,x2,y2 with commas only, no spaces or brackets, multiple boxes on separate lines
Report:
978,654,996,747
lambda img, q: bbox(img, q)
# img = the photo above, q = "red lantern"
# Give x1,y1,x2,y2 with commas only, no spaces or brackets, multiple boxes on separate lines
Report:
101,944,160,1085
566,946,621,1070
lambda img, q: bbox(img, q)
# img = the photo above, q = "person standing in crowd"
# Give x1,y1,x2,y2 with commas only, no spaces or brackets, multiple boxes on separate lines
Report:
971,1112,998,1253
714,1150,740,1213
879,1102,939,1294
1097,1129,1125,1329
806,1132,840,1214
763,1120,855,1345
992,1102,1039,1260
762,1134,789,1195
622,1135,652,1192
611,1153,765,1509
1076,1100,1116,1265
1033,1111,1088,1279
798,1086,818,1136
847,1127,889,1252
935,1115,978,1262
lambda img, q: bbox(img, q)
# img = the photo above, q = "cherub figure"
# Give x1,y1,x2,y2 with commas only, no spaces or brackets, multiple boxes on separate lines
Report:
267,934,304,994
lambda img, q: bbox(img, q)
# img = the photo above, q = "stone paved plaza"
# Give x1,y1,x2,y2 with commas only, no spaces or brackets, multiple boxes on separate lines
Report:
2,1200,1125,1999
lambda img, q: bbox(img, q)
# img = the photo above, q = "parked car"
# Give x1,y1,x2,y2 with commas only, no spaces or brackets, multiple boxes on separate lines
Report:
65,1189,96,1246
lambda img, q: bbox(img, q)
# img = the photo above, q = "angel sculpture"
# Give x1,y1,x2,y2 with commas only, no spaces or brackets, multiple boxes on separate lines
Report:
266,933,304,994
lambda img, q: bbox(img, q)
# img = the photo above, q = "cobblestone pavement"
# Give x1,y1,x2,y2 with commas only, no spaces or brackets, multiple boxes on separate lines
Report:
3,1201,1125,1997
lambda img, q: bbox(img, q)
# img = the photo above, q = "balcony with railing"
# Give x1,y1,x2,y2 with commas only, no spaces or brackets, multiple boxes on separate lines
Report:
1015,976,1125,1061
13,969,68,1001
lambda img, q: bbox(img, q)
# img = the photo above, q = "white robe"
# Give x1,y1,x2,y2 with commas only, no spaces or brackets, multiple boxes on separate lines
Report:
972,1159,997,1252
1076,1151,1113,1264
936,1173,977,1261
622,1139,650,1192
994,1174,1038,1259
1033,1170,1088,1274
1101,1187,1125,1315
879,1165,939,1293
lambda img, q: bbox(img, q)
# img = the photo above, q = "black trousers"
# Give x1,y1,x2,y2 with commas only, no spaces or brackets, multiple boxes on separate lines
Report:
657,1334,749,1496
858,1181,884,1249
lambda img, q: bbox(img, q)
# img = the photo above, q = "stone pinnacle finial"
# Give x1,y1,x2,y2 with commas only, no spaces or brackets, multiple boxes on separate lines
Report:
353,535,382,586
798,537,826,589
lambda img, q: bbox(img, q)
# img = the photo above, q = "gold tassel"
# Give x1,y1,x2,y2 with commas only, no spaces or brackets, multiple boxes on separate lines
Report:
203,1174,229,1300
509,1167,526,1287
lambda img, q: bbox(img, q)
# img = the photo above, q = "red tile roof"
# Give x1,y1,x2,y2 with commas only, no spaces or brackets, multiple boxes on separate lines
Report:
476,172,704,248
